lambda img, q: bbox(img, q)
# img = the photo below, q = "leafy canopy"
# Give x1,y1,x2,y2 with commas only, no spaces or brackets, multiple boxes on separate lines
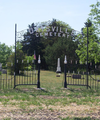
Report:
0,43,12,67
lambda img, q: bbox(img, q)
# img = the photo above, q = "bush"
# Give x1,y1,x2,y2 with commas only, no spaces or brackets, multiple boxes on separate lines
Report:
7,49,25,75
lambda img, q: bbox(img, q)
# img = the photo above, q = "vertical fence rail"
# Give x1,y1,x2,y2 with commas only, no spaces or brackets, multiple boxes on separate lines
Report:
37,55,41,88
14,24,17,89
64,55,67,88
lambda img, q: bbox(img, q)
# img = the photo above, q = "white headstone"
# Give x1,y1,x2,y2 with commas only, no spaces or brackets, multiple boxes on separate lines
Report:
56,58,61,73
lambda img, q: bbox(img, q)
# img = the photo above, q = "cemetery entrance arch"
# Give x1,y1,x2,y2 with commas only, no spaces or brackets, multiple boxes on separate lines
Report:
14,22,98,90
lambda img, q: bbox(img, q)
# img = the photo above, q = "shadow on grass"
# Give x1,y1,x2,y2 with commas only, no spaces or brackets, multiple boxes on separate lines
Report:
68,87,98,93
62,116,98,120
62,86,100,98
14,87,53,97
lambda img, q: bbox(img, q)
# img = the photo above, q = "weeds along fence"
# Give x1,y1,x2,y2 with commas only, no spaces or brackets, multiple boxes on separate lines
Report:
0,59,40,89
63,60,100,90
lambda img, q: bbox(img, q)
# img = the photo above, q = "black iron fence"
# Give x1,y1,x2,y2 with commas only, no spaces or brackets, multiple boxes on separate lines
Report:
0,64,14,89
0,56,41,89
63,59,100,90
14,61,38,88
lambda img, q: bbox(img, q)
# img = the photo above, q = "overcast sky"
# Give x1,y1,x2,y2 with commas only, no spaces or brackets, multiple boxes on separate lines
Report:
0,0,98,46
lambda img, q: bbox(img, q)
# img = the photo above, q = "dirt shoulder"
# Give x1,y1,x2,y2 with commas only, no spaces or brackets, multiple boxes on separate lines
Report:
0,102,100,120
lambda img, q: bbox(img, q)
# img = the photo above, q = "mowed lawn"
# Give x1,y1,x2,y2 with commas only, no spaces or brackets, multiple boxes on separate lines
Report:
0,70,100,120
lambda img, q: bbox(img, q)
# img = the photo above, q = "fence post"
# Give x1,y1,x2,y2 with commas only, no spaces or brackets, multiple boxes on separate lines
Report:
64,55,67,88
37,55,41,88
14,24,17,89
85,22,92,89
86,24,89,89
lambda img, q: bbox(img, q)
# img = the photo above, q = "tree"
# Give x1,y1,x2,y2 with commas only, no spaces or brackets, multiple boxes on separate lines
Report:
44,36,78,71
76,1,100,66
7,42,36,74
89,1,100,34
7,49,25,74
24,55,35,70
0,43,12,68
76,20,100,64
21,19,78,70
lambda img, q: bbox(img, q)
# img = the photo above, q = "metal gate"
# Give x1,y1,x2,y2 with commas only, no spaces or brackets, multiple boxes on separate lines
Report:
0,61,40,89
63,57,100,89
14,24,41,88
14,58,40,88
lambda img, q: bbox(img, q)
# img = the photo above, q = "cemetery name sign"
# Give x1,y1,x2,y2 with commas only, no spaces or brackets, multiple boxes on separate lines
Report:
28,26,75,38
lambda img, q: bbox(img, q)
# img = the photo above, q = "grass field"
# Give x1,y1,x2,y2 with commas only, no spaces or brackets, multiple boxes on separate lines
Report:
0,70,100,120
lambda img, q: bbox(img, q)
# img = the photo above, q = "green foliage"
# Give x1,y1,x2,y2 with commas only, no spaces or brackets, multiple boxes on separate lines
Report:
7,40,26,75
24,55,34,63
76,24,100,64
89,1,100,33
7,42,35,74
44,37,78,71
16,41,23,49
7,49,25,75
76,1,100,64
0,43,12,68
24,55,34,70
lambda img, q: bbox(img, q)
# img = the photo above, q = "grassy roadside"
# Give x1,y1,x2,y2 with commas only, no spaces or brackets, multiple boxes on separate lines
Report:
0,70,100,120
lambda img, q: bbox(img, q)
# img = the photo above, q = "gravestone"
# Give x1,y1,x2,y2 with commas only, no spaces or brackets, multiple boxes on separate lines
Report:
56,58,61,73
56,58,61,77
2,69,7,74
72,75,81,79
